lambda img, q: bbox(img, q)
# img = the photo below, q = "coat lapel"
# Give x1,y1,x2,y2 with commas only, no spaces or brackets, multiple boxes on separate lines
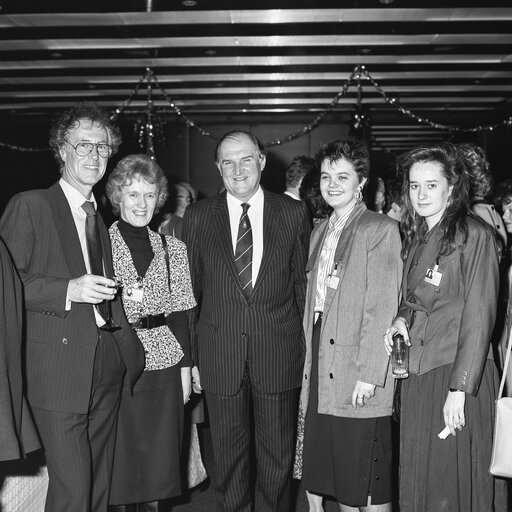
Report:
322,203,366,319
253,190,280,296
44,183,87,278
211,193,244,293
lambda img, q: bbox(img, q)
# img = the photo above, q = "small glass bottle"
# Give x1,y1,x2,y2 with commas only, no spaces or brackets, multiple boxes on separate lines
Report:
391,332,409,379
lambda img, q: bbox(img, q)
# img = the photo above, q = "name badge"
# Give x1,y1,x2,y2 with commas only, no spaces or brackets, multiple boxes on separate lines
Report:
424,264,442,287
124,285,144,303
326,275,339,289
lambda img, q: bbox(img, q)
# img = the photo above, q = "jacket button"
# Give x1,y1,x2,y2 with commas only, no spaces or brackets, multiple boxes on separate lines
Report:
305,374,308,380
62,338,68,344
330,338,334,345
329,373,333,379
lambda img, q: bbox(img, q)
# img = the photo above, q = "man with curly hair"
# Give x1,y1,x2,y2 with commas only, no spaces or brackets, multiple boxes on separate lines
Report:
0,103,144,512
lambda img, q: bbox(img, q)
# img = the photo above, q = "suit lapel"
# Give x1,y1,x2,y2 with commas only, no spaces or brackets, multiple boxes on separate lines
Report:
253,191,280,296
45,183,87,278
211,193,244,293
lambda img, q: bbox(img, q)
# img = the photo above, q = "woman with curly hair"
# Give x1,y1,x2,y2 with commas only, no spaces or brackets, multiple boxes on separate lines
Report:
384,142,507,512
106,154,197,511
456,143,506,247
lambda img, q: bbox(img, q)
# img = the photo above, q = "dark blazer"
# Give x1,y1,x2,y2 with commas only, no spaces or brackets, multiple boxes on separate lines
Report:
397,216,499,396
182,190,310,395
0,182,144,414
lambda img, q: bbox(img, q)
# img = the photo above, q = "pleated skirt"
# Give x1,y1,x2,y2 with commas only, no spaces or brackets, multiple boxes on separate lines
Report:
400,360,508,512
109,364,184,505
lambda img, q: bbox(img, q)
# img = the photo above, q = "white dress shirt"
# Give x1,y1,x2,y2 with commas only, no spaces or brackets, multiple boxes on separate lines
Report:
314,205,355,313
60,178,105,326
226,187,264,286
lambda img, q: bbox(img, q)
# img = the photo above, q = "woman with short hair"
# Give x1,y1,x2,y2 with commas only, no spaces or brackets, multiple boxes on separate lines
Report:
106,154,197,512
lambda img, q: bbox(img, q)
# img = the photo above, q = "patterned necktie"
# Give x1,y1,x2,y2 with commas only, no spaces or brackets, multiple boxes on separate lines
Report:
235,203,253,298
81,201,109,323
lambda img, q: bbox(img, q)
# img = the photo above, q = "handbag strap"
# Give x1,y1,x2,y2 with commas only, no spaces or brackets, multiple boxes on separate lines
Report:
160,234,171,293
498,319,512,399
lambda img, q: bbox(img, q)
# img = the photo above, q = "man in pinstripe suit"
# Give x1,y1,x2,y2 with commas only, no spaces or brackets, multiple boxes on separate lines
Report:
183,131,310,512
0,104,144,512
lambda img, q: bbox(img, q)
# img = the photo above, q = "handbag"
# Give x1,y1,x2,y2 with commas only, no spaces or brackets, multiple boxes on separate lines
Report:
489,321,512,477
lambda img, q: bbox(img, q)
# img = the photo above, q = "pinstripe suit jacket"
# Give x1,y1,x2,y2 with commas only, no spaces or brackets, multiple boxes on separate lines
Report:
0,182,145,414
182,190,310,395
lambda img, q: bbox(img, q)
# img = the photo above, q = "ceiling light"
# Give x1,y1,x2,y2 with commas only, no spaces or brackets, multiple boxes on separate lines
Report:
182,0,197,6
379,0,395,4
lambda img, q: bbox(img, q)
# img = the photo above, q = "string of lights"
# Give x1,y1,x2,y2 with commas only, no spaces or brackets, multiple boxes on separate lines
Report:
2,65,511,153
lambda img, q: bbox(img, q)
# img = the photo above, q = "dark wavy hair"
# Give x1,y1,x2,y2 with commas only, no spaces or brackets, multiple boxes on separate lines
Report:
494,179,512,215
397,142,470,259
49,103,122,173
456,143,493,200
299,168,332,222
315,139,370,184
106,154,168,216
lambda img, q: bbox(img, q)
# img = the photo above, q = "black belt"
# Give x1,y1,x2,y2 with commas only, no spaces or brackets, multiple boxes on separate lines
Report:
130,313,167,329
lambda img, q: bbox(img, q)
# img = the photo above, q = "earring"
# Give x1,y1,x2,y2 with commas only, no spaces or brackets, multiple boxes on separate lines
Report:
355,188,363,204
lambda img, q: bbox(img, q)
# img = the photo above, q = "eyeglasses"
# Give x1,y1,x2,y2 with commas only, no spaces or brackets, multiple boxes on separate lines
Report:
65,139,113,158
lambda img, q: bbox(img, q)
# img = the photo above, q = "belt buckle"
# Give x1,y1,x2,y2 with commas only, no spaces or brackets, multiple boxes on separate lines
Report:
128,314,143,329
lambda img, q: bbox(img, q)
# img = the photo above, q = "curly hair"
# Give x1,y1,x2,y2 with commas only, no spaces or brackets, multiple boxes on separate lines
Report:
456,143,493,200
285,155,317,188
106,154,168,216
494,179,512,214
49,103,122,172
397,142,470,259
315,139,370,184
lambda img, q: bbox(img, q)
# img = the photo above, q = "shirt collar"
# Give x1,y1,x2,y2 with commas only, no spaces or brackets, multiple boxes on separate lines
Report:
226,186,264,209
328,203,356,229
59,178,97,212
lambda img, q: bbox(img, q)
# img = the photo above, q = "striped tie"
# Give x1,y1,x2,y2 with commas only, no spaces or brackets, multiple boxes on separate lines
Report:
235,203,253,298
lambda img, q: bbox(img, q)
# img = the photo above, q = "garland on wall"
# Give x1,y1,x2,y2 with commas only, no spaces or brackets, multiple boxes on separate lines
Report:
2,65,511,153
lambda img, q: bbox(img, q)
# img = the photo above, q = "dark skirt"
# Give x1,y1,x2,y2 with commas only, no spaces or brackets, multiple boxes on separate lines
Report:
109,364,184,505
301,317,393,507
400,361,508,512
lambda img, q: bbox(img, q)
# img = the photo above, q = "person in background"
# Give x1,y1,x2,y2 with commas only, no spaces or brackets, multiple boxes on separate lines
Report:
0,103,144,512
106,154,198,512
0,237,40,462
456,143,507,247
284,155,317,200
159,181,198,239
385,178,403,223
175,181,198,218
494,179,512,243
183,130,310,512
384,142,507,512
494,179,512,393
373,176,386,213
294,139,401,512
299,168,331,225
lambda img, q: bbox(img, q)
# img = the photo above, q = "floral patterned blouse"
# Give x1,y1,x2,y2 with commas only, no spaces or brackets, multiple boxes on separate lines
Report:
109,221,196,371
